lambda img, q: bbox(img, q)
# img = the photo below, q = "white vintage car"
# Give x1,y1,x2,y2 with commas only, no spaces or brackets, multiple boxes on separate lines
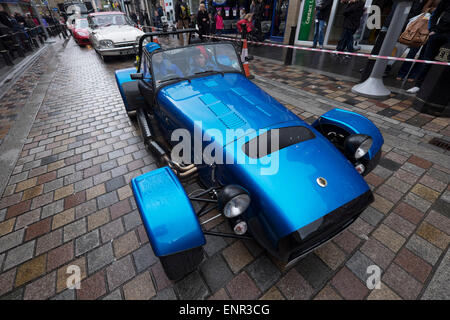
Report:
87,12,145,61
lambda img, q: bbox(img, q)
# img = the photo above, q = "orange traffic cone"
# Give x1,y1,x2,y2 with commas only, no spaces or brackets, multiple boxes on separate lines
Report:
151,27,159,44
240,39,253,79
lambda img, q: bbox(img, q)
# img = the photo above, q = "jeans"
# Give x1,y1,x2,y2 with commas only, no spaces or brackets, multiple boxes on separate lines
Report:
336,28,356,52
313,20,326,47
415,32,450,87
397,46,420,79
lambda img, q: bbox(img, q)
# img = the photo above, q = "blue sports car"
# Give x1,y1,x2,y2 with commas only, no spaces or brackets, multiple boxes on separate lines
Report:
115,31,384,281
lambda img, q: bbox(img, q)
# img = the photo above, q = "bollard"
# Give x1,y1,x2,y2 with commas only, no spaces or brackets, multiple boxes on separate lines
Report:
412,43,450,116
284,25,297,66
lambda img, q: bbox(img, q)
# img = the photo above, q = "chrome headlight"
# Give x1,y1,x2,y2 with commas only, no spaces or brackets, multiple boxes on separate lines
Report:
218,185,251,218
344,134,373,160
355,137,373,159
99,40,113,48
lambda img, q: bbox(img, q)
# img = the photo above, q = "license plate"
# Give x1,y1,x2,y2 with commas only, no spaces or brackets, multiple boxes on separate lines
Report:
121,49,135,55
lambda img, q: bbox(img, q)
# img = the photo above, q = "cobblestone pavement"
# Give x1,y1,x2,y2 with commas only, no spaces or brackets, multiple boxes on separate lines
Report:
0,36,449,300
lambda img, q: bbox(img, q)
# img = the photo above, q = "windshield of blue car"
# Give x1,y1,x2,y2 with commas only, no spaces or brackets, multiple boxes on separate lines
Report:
151,43,242,87
90,14,133,28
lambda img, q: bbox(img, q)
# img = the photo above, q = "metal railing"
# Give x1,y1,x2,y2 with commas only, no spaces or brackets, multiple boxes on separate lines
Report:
0,23,69,66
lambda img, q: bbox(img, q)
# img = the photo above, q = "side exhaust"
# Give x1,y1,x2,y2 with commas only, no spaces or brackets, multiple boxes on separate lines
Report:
136,108,197,180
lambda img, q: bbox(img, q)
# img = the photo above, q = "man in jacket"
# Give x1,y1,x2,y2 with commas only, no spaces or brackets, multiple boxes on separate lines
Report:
312,0,333,48
408,0,450,92
175,0,191,45
336,0,364,53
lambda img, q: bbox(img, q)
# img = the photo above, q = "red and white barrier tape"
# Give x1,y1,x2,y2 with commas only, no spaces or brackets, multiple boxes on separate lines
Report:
203,35,450,67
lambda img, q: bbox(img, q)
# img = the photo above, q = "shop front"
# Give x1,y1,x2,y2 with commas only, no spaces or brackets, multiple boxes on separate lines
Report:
294,0,393,50
207,0,290,42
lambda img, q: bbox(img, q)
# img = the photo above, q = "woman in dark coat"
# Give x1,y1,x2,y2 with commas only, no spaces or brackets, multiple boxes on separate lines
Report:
336,0,365,52
197,3,210,40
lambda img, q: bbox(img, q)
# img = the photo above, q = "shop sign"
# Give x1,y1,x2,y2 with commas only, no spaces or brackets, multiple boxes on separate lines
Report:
298,0,315,41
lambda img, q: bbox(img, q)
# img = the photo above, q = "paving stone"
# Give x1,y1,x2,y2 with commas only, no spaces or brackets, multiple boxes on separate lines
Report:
333,229,361,254
76,229,100,256
222,240,254,273
360,238,395,269
52,208,75,230
25,218,51,241
3,239,35,271
56,257,87,293
200,253,233,293
416,222,449,250
408,155,432,169
430,199,450,218
425,210,450,235
64,191,86,210
102,290,123,300
63,218,86,242
117,185,133,201
151,261,172,291
41,199,64,218
173,270,209,300
0,219,15,237
14,254,47,287
113,230,139,258
405,234,442,265
77,270,107,300
401,162,426,176
86,184,106,201
276,268,314,300
296,253,333,289
123,210,142,231
421,249,450,300
383,213,416,238
133,243,158,273
23,271,56,300
47,241,74,271
123,271,156,300
372,224,406,253
314,241,346,270
136,225,149,244
51,289,75,300
393,202,424,224
383,263,422,300
376,184,403,203
394,248,432,283
54,185,74,201
384,176,411,193
372,166,393,179
106,255,136,290
75,199,97,219
105,176,126,193
97,191,119,210
313,284,342,300
0,268,16,296
367,282,401,300
207,287,230,300
346,251,379,283
331,267,369,300
109,199,132,220
100,218,124,243
87,242,115,274
87,208,110,231
151,287,177,300
6,200,32,219
360,206,384,226
411,184,440,202
36,229,62,255
259,286,285,300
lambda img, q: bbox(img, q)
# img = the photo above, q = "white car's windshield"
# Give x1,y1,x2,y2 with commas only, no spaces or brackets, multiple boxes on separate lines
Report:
75,19,88,29
151,43,242,86
91,14,132,28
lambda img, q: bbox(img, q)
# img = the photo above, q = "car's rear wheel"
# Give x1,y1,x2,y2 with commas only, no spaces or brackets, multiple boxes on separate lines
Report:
159,247,204,281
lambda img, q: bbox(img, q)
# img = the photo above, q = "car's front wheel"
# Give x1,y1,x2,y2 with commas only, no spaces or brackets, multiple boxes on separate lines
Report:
159,247,204,281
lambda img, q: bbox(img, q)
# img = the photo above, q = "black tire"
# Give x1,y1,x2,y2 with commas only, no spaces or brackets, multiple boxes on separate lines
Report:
101,54,111,63
159,246,204,281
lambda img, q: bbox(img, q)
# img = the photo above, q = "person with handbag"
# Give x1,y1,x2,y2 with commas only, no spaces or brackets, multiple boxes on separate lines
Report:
396,0,441,81
407,0,450,93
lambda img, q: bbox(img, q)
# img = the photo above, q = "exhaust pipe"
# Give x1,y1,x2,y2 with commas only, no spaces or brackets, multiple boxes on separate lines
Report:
137,108,197,179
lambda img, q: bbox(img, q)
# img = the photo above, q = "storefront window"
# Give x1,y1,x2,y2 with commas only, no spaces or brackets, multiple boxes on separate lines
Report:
270,0,289,39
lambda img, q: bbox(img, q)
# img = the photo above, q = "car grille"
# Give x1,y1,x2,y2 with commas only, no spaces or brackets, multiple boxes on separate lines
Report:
279,190,374,262
114,41,136,48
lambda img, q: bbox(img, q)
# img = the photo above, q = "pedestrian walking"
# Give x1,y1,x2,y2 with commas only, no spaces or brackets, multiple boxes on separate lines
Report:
336,0,364,53
407,0,450,93
312,0,333,49
175,0,191,45
197,3,210,41
396,0,441,82
215,10,224,36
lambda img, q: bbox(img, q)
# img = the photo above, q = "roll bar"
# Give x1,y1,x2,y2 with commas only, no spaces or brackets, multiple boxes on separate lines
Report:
137,28,200,73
